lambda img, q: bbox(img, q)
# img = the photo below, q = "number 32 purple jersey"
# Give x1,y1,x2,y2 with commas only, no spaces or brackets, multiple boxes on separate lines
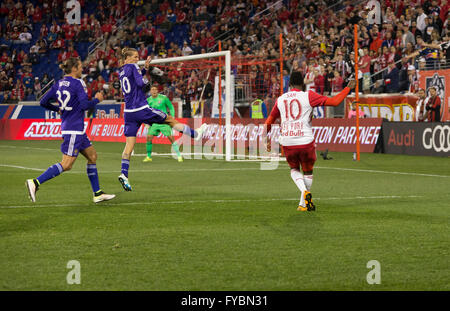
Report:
39,76,99,134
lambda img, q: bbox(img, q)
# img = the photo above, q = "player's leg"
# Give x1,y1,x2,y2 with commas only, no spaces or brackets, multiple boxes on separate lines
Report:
118,117,140,191
143,124,156,162
167,135,183,162
144,134,154,162
160,123,182,162
303,171,314,192
283,146,309,211
25,154,76,203
300,144,317,211
26,134,79,202
80,144,115,203
119,136,135,191
164,115,207,141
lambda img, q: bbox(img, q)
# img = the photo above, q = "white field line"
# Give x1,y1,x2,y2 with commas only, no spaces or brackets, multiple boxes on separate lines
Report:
312,166,450,178
0,164,44,171
0,144,119,155
1,162,449,179
0,164,262,173
0,195,422,209
2,145,449,178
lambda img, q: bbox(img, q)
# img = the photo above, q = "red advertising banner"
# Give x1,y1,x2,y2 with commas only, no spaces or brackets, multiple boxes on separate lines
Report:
0,119,71,140
198,118,383,153
311,118,384,152
0,117,383,153
345,95,418,121
418,68,450,122
88,118,186,144
0,118,189,144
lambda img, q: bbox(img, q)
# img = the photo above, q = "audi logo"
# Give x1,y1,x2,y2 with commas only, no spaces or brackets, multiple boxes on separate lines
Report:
422,125,450,153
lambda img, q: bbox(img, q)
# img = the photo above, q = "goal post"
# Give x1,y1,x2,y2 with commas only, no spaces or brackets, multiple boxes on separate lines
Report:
137,51,233,161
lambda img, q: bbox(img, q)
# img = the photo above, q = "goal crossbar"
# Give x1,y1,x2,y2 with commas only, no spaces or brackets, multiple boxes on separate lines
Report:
137,51,233,161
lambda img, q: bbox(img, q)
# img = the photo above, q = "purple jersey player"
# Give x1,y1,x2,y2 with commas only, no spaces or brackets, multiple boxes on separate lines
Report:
26,57,115,204
117,48,207,191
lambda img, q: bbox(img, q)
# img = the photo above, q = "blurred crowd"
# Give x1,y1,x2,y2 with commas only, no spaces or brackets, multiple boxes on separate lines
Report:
0,0,449,108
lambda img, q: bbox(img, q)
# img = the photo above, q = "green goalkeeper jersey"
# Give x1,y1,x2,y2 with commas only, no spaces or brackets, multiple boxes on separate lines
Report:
146,94,175,117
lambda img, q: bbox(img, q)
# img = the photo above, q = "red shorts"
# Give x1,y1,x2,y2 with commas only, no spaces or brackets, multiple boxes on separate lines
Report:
282,142,316,172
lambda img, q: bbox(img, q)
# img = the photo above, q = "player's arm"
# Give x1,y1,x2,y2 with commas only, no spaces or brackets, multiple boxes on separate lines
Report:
77,82,101,110
132,65,150,89
309,80,356,107
133,55,152,91
39,84,60,112
140,56,152,76
164,96,175,117
264,99,280,132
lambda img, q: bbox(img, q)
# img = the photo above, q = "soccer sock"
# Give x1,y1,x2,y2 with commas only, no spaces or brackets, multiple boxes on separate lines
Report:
290,169,307,206
304,174,313,191
175,124,197,138
36,163,63,185
86,164,100,193
121,159,130,178
146,142,153,158
172,142,181,157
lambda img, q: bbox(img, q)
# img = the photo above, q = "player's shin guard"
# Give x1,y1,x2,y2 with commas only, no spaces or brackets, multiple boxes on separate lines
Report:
290,168,307,206
304,174,313,191
176,124,197,138
121,159,130,178
87,164,100,193
172,142,181,157
146,142,153,158
36,163,63,185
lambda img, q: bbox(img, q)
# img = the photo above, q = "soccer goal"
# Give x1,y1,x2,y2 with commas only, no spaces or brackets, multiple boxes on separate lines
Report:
132,50,282,162
135,51,234,161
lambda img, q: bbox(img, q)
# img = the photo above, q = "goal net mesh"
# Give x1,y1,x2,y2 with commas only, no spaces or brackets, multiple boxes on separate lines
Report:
130,52,282,161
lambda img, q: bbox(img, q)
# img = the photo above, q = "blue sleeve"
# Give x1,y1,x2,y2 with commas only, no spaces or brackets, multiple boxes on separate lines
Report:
77,81,99,110
262,102,267,118
39,84,60,112
132,65,149,88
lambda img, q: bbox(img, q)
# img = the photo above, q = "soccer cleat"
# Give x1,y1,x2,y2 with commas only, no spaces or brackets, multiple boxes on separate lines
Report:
178,156,183,162
93,191,116,203
304,191,316,211
142,156,152,162
194,123,208,141
118,173,132,191
25,179,38,203
297,205,308,212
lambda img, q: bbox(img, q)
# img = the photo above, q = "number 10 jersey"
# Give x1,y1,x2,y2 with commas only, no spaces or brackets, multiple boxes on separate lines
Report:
270,88,328,146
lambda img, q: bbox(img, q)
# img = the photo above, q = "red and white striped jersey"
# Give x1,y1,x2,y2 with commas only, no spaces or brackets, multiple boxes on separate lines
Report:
270,88,328,146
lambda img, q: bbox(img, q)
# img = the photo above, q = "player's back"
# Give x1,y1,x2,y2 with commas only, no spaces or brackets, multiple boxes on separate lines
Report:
276,88,315,146
55,76,87,133
119,63,148,111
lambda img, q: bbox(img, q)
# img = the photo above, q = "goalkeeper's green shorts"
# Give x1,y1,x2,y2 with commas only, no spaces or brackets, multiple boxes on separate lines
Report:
148,124,173,137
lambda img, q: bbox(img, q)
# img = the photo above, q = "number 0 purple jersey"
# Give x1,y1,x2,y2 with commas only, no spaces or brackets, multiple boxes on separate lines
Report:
119,63,149,111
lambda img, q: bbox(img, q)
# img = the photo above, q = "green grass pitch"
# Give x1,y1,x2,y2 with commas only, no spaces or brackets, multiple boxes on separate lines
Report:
0,140,448,290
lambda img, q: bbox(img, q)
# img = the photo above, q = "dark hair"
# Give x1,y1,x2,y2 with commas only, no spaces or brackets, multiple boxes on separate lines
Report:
59,57,80,74
289,71,304,90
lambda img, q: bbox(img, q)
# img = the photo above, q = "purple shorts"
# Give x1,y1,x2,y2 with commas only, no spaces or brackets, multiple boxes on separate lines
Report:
124,107,167,137
60,133,92,157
